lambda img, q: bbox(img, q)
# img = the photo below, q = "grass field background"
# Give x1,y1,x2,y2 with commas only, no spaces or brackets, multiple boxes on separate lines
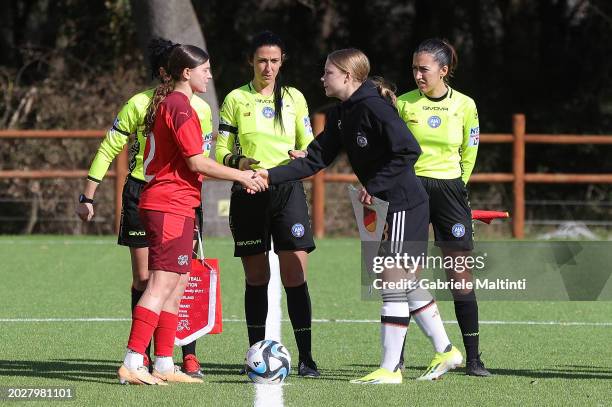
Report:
0,236,611,406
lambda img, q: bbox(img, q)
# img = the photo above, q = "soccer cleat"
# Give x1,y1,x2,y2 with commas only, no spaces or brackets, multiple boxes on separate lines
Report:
417,345,463,381
466,355,492,377
298,359,320,378
182,354,204,379
350,367,402,384
153,365,203,383
117,364,167,385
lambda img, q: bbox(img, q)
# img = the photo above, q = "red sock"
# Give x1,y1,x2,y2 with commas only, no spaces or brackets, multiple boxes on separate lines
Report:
127,306,159,355
154,311,178,357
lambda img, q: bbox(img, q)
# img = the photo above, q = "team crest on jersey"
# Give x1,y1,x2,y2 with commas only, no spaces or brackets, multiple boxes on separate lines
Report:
291,223,305,238
428,115,442,128
356,133,368,147
451,223,466,238
262,106,275,118
177,254,189,266
303,116,313,136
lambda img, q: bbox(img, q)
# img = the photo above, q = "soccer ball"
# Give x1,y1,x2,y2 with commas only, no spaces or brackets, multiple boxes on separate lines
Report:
245,339,291,384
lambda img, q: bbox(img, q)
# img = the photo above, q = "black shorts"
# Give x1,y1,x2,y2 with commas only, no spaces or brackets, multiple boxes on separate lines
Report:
229,181,315,257
379,200,429,257
419,176,473,251
118,176,148,248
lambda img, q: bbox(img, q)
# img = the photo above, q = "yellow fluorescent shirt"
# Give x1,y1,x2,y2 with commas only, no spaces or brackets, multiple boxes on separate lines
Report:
88,89,213,182
396,87,479,185
216,83,314,169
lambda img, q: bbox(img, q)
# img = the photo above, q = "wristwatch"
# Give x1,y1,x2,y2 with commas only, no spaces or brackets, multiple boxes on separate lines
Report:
79,194,94,204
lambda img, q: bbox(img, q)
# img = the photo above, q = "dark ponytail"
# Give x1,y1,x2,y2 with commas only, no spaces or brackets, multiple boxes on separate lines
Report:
415,38,458,84
249,30,287,134
370,76,397,106
144,45,210,135
147,37,177,80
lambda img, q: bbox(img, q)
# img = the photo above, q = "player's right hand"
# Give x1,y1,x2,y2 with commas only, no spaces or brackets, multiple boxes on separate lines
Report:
238,157,260,171
76,202,94,222
239,170,267,194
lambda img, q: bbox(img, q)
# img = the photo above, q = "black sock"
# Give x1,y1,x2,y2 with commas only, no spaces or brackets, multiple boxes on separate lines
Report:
284,282,313,362
245,282,268,346
182,341,196,358
453,290,480,361
131,286,152,359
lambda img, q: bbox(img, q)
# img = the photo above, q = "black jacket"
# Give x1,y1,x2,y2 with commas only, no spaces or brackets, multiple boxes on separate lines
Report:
269,80,428,212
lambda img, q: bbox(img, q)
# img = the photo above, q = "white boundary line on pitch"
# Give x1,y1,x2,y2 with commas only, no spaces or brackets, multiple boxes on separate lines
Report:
254,242,284,407
1,317,611,327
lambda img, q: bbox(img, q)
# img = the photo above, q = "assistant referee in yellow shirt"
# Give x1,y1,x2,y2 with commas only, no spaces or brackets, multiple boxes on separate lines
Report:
396,38,490,377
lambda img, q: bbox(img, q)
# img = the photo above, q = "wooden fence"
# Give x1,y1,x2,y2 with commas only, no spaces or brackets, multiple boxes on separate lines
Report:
2,113,612,237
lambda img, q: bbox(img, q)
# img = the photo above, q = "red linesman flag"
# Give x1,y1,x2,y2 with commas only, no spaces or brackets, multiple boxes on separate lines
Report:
472,210,510,224
175,258,222,346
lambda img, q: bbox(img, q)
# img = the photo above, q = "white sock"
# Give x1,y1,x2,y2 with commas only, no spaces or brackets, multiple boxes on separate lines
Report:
410,300,451,353
154,356,174,373
123,349,144,370
380,302,409,372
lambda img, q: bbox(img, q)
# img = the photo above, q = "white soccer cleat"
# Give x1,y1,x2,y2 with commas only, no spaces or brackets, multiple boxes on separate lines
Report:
417,346,463,381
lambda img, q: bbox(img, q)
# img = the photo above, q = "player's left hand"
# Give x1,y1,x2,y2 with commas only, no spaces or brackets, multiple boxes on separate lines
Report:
76,202,94,222
358,187,372,205
288,150,307,160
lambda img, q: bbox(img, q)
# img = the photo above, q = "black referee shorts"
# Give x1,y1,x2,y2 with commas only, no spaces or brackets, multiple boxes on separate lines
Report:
117,175,148,248
419,176,474,251
229,181,315,257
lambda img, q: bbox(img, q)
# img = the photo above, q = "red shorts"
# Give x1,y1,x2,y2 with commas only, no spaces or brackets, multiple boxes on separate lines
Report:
140,209,194,274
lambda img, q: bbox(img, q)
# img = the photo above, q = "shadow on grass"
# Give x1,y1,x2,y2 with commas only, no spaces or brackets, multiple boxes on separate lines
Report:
344,363,612,380
488,366,612,380
3,359,608,383
0,359,118,384
0,360,249,384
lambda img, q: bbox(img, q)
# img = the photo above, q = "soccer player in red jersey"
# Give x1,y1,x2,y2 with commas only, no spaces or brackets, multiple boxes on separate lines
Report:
117,44,266,385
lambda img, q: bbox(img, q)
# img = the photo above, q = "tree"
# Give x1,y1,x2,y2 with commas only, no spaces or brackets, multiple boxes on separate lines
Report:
129,0,230,235
129,0,219,125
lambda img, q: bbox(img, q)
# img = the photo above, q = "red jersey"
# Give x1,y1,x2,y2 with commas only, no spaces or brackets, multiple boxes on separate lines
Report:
140,91,204,218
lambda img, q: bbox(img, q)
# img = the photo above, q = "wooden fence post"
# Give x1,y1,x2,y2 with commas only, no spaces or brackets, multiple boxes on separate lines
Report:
512,114,526,239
